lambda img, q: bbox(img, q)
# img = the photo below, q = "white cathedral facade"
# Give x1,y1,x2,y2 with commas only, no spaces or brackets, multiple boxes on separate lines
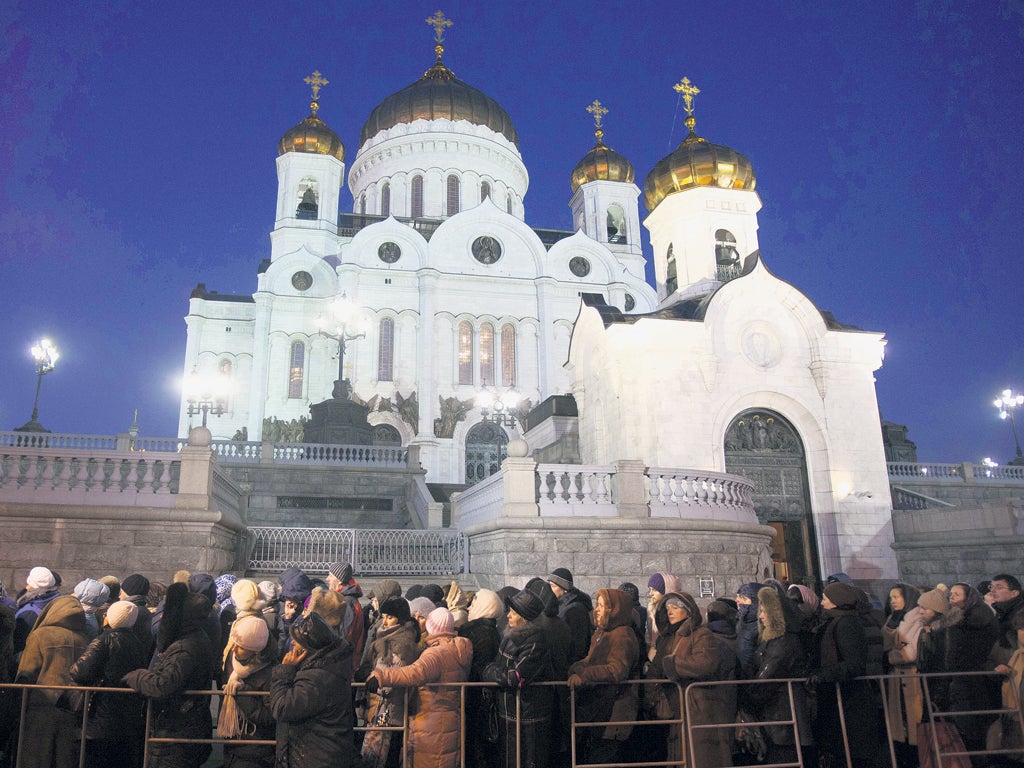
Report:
180,27,897,583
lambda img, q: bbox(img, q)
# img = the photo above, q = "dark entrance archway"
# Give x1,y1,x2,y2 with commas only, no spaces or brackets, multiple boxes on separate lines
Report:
465,422,509,486
724,409,821,588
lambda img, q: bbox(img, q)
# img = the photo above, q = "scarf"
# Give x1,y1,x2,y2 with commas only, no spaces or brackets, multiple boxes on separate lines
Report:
216,655,270,738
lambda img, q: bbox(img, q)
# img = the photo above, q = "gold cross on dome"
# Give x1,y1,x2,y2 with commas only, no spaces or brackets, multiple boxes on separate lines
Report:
426,10,453,43
673,76,700,115
586,99,608,129
305,70,328,103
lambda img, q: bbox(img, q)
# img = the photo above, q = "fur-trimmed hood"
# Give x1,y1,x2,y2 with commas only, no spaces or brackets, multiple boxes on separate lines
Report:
757,586,787,643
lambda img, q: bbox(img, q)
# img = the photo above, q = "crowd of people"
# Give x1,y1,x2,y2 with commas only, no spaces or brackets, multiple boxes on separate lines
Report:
0,563,1022,768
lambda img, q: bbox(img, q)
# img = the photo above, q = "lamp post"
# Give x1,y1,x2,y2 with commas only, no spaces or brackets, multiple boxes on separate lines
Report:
184,368,230,428
476,388,522,429
15,338,59,433
316,293,366,399
994,388,1024,465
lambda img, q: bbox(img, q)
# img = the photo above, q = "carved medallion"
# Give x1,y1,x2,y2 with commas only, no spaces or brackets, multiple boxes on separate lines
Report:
378,242,401,263
741,322,781,369
471,235,502,264
569,256,591,277
291,271,313,291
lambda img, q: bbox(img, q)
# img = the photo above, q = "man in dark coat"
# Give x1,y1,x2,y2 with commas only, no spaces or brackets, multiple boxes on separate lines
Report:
269,611,356,768
278,567,314,656
547,568,592,666
120,573,154,661
123,582,215,768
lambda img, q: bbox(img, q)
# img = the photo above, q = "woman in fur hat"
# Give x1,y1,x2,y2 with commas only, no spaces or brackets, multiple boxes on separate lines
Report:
123,582,215,768
648,591,737,768
882,583,925,767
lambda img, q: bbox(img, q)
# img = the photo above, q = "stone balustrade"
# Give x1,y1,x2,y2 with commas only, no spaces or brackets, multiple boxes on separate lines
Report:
888,461,1024,483
0,449,179,502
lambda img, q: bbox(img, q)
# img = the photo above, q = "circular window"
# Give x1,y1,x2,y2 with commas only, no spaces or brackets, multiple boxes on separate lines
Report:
291,271,313,291
569,256,591,277
472,235,502,264
378,242,401,263
624,293,635,311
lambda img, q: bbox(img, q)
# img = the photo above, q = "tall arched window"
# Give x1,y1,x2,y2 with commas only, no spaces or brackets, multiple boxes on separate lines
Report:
218,358,233,411
359,194,366,215
506,193,513,214
501,324,516,387
296,179,318,220
411,176,424,219
480,181,491,203
479,323,495,386
607,204,627,243
380,183,391,217
458,321,474,385
447,174,460,216
378,318,394,382
715,229,739,264
665,243,678,295
288,342,304,398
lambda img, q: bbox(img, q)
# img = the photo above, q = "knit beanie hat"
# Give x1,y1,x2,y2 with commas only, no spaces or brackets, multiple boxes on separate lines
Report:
27,567,55,591
508,589,544,621
372,579,403,604
290,611,336,652
409,597,436,618
106,600,139,629
231,615,270,652
231,579,263,613
647,573,666,593
425,607,455,635
215,574,238,605
406,584,425,600
468,589,504,621
257,580,279,603
74,578,110,608
824,582,861,609
328,562,353,584
917,588,949,614
618,582,641,606
121,573,150,597
380,596,412,624
547,568,574,592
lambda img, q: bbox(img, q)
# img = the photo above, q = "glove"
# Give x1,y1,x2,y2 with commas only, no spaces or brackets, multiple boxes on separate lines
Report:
364,676,380,695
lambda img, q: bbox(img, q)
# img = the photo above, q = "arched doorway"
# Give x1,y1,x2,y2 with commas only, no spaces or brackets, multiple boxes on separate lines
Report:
465,422,509,486
724,410,821,587
372,424,402,447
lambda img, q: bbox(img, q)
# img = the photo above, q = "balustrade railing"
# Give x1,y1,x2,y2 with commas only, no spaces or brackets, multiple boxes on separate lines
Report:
244,526,466,574
536,464,616,515
0,451,179,496
888,461,1024,483
270,442,408,466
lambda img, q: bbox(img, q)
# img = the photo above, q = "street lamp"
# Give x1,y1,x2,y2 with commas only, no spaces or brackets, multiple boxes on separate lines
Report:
994,388,1024,465
184,368,231,428
15,338,59,433
316,293,367,399
476,389,522,429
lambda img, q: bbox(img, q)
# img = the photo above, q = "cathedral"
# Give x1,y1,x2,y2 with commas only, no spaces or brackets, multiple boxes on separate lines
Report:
180,13,896,583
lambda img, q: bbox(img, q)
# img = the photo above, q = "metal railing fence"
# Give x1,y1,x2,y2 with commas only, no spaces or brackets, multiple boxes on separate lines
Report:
2,669,1022,768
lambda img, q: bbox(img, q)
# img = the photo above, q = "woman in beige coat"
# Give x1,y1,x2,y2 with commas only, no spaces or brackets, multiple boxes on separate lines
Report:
369,607,472,768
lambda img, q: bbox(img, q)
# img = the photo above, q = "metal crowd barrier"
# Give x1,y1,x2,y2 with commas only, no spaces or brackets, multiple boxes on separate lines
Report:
2,670,1022,768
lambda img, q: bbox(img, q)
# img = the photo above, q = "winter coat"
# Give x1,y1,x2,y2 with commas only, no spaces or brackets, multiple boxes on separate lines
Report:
557,588,593,665
269,638,356,768
123,593,154,661
990,594,1024,667
742,586,812,747
339,580,366,668
946,597,1000,736
459,617,501,681
0,601,15,684
70,626,147,741
812,607,875,756
645,573,682,658
13,586,61,654
882,604,925,745
223,661,276,768
568,588,641,741
374,631,472,768
650,592,737,768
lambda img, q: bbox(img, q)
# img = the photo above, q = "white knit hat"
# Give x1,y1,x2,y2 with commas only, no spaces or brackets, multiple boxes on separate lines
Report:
106,600,139,629
231,615,270,652
27,566,55,590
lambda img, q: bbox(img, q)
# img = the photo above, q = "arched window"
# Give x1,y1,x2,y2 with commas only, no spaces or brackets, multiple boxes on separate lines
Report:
501,324,516,387
665,243,678,295
447,174,460,216
411,176,424,219
378,318,394,382
296,179,318,220
607,204,627,243
506,193,513,214
479,322,495,387
465,422,508,486
380,183,391,217
715,229,739,264
288,342,304,398
458,321,474,385
359,194,366,216
480,181,491,202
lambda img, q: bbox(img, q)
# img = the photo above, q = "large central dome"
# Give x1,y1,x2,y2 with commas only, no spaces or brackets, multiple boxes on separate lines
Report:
359,58,519,148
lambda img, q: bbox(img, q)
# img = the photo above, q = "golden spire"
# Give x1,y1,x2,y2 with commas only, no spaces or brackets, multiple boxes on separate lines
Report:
586,99,608,145
304,70,329,116
425,10,453,62
673,76,703,139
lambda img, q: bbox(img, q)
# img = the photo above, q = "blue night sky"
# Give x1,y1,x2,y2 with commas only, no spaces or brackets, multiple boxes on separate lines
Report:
2,1,1022,463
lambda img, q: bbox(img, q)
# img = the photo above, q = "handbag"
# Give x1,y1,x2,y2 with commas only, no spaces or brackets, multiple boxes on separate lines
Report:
917,720,970,768
734,709,768,762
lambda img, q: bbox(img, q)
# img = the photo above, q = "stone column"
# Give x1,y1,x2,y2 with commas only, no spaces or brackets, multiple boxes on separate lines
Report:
501,450,539,517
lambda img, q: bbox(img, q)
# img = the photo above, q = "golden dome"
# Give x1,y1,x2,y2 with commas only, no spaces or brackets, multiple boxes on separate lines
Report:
643,117,755,211
570,132,635,193
360,56,518,147
278,113,345,162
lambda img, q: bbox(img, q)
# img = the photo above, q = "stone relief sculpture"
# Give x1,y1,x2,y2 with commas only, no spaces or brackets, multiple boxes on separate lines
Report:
434,395,474,438
231,426,248,442
724,413,799,452
261,416,309,443
395,391,418,435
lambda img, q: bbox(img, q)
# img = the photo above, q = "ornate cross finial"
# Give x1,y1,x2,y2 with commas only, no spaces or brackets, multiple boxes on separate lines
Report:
304,70,329,115
586,100,608,129
426,10,453,43
673,76,700,116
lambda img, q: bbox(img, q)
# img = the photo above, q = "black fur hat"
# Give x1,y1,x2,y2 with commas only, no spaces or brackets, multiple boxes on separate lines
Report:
290,611,337,652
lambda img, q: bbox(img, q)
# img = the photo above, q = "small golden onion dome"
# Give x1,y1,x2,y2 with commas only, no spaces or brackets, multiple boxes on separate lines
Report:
278,113,345,162
360,58,518,147
643,118,755,211
570,131,635,193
